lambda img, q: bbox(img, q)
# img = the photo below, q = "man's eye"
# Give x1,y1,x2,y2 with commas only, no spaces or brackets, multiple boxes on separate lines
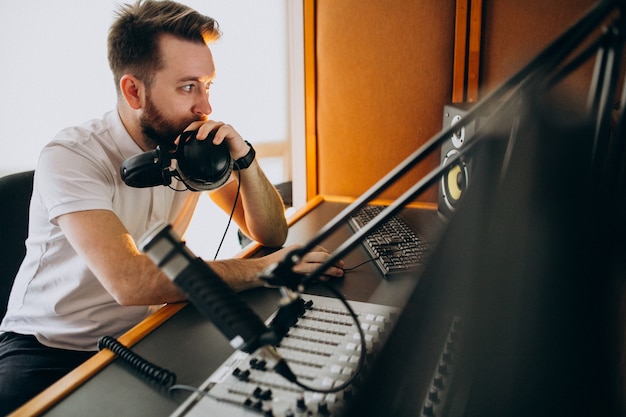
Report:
182,84,195,92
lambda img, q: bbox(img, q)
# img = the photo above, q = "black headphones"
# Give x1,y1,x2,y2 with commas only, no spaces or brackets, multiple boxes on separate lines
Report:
120,129,233,191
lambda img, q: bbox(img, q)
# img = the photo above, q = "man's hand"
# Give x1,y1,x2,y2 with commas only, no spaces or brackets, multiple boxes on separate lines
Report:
184,120,250,160
267,244,345,280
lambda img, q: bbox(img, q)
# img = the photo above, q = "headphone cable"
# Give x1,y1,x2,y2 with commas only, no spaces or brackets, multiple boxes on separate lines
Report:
213,163,242,260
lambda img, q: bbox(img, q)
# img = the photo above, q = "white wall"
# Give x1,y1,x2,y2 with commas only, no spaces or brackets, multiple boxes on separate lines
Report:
0,0,304,259
0,0,290,183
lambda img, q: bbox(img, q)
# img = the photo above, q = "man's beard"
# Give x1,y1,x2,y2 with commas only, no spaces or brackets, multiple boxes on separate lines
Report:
140,91,197,151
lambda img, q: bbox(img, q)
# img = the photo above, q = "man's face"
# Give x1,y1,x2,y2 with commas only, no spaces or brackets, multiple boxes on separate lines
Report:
140,88,189,150
140,34,216,150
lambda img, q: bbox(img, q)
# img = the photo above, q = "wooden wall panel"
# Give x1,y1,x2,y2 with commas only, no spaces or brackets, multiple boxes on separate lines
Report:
308,0,621,202
480,0,600,104
313,0,456,201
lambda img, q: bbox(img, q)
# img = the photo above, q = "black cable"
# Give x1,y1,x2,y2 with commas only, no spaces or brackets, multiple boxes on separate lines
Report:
97,336,177,388
164,162,241,259
342,249,405,273
343,258,379,272
213,162,242,260
284,282,368,394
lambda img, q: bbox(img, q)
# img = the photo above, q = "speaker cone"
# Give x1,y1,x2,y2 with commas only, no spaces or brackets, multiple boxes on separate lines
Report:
441,149,469,210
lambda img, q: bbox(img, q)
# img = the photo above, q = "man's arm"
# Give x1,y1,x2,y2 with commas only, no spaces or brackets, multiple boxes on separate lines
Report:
57,209,187,306
191,122,289,248
210,157,288,248
57,210,341,306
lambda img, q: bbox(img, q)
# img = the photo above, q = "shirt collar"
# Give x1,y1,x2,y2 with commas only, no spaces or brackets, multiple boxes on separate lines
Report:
107,110,144,161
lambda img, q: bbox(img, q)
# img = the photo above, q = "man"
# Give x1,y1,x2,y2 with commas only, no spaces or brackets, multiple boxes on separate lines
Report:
0,0,344,413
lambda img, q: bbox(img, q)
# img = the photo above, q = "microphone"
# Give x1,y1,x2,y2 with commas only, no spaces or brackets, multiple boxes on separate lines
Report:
138,223,298,382
120,129,233,191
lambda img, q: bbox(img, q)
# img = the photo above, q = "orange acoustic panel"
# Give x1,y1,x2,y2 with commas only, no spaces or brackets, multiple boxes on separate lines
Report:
452,0,469,103
311,0,456,201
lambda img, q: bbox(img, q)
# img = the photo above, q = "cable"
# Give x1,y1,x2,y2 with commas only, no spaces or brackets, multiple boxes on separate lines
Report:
213,162,242,260
282,282,368,394
97,336,177,388
165,162,241,260
342,249,405,273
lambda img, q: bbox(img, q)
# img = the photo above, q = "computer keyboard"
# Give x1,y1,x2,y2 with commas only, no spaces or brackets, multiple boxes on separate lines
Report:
348,205,429,278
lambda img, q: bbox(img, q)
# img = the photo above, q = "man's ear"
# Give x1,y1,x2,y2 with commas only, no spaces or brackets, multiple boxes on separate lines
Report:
120,74,144,110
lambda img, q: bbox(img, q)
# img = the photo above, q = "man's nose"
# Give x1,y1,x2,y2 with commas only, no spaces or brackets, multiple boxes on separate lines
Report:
193,90,212,116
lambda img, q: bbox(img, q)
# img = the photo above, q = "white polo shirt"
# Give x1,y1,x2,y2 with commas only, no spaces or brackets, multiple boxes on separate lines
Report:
0,110,201,351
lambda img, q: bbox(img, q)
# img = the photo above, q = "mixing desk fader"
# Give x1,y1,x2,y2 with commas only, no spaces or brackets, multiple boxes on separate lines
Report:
171,294,397,417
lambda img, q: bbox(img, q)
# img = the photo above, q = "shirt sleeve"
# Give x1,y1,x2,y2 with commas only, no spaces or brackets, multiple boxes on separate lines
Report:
37,139,116,224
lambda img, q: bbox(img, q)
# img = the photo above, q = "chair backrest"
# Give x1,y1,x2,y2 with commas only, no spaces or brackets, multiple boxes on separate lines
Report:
0,170,34,318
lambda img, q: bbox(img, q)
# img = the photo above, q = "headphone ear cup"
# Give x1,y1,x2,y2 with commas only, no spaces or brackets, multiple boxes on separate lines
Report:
176,131,233,191
120,147,172,188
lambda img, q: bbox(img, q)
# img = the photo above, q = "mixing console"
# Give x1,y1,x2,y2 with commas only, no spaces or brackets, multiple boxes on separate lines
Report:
171,294,397,417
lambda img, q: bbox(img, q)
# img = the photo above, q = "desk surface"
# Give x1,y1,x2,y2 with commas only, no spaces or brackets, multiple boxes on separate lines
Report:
22,198,441,417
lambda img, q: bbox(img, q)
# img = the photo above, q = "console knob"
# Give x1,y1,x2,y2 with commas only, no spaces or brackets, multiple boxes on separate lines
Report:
423,400,436,416
250,358,268,370
438,362,448,375
236,369,251,381
446,339,456,352
318,401,329,415
296,395,307,411
428,388,440,403
261,389,272,400
343,387,353,401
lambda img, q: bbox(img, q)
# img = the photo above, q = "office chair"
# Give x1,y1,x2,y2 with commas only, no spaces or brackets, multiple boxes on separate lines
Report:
0,170,34,318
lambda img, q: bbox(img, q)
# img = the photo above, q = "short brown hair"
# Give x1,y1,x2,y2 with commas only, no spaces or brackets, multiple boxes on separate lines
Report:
107,0,221,95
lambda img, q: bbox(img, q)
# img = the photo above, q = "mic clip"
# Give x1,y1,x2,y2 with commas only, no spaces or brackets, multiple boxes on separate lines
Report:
267,292,311,340
261,264,307,292
260,248,309,291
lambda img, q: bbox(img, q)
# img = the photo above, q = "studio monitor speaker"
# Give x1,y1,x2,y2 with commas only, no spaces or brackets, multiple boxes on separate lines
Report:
439,104,477,218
